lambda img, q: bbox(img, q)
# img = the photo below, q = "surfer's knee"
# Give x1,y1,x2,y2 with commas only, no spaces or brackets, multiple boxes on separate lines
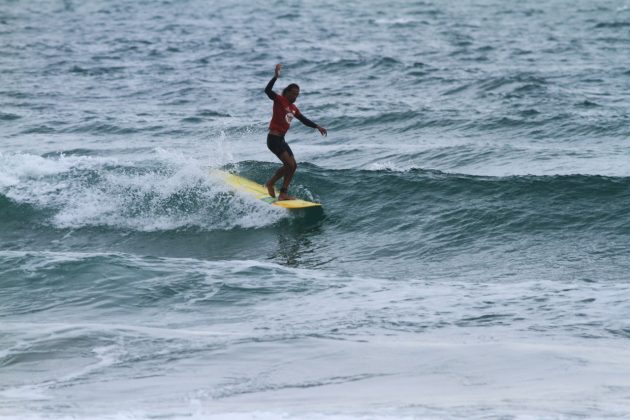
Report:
284,160,297,173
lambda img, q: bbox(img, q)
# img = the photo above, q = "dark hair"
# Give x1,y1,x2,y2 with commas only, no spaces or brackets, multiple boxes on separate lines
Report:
282,83,300,96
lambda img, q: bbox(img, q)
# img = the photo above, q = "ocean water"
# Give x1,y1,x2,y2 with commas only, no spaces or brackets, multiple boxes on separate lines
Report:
2,0,630,418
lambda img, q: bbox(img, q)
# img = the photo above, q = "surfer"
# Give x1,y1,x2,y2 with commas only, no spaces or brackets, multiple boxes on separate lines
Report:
264,63,327,200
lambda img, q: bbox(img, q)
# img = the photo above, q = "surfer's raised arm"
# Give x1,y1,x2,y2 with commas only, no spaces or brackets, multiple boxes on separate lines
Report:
264,64,282,100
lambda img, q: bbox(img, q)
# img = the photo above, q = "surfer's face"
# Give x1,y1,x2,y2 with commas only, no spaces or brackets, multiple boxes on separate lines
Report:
285,87,299,103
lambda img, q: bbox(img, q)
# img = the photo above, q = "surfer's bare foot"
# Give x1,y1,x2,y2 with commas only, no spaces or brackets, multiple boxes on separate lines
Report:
277,193,295,201
265,181,275,198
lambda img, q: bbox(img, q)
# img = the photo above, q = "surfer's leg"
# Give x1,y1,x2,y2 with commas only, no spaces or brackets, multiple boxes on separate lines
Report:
266,134,296,200
266,166,285,198
278,151,297,200
266,134,287,198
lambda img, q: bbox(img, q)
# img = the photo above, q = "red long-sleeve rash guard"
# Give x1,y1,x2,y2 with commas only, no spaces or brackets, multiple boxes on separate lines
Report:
265,76,317,135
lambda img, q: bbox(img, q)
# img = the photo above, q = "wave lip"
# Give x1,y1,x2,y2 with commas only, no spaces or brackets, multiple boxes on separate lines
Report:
0,151,286,232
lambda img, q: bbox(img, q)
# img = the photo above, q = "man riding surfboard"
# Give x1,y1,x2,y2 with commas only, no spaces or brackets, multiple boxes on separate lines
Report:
264,64,327,201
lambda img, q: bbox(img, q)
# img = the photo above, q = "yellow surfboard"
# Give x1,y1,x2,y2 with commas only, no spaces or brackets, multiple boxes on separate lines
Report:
213,170,322,210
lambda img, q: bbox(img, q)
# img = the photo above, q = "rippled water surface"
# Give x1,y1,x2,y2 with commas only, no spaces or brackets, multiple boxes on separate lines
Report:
2,0,630,418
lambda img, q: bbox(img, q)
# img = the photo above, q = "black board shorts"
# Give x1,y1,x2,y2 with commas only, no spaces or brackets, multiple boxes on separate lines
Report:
267,133,293,159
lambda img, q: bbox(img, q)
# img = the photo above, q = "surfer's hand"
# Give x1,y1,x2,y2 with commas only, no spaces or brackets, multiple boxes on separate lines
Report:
317,126,327,136
274,64,282,78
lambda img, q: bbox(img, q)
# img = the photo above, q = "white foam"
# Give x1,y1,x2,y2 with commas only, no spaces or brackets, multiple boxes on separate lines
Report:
0,149,286,231
0,385,51,401
364,148,630,177
0,152,116,188
0,413,423,420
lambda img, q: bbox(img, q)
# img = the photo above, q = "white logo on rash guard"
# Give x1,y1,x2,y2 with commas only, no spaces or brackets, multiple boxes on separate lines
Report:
284,107,294,125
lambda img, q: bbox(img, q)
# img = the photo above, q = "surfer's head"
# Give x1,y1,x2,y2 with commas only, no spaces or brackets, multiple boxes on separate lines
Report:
283,84,300,103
